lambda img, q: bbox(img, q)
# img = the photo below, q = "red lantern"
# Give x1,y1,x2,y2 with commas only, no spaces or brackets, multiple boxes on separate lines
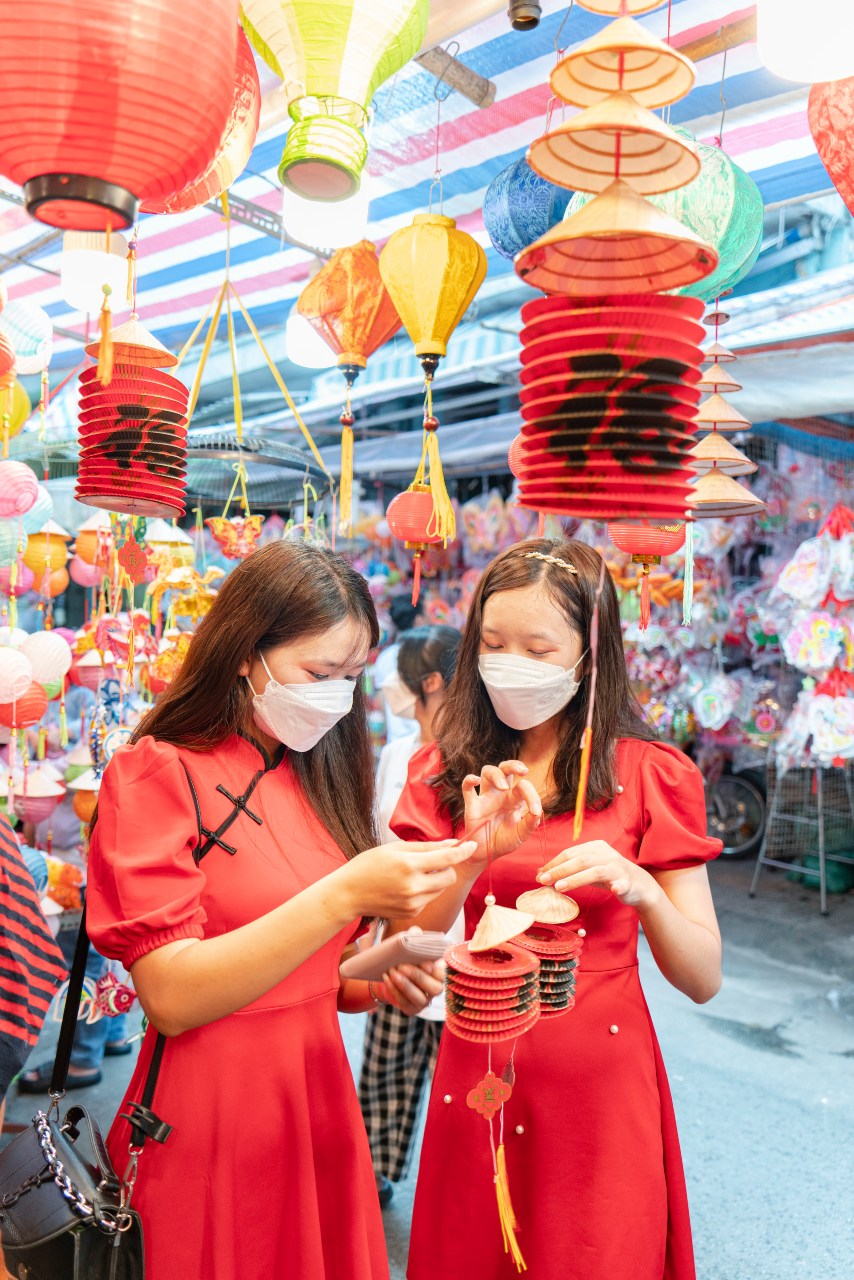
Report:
607,520,687,630
508,434,525,479
0,331,14,380
140,28,260,216
809,79,854,216
387,487,445,606
0,680,49,728
0,1,239,230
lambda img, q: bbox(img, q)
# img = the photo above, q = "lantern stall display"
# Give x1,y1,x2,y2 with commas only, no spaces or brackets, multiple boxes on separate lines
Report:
0,0,239,230
241,0,428,199
296,241,402,533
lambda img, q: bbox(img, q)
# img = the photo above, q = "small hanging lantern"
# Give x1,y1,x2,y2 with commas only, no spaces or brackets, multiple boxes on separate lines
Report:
607,520,686,629
0,301,52,376
482,157,571,260
12,766,65,825
0,679,49,729
386,486,446,606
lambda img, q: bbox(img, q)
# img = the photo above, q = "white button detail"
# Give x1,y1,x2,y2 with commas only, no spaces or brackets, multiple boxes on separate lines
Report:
609,1025,619,1035
515,1125,525,1135
444,1094,453,1104
577,928,587,938
617,784,624,794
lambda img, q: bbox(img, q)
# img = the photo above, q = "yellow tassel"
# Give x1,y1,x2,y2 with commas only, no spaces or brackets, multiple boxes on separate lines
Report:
126,242,136,306
495,1144,526,1273
573,725,593,841
339,424,354,537
59,696,68,749
2,414,8,460
97,284,114,385
37,727,47,761
126,626,135,680
424,431,456,544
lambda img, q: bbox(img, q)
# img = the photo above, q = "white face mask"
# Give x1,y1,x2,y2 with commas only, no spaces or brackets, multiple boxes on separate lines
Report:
247,654,355,752
478,651,585,731
380,670,417,721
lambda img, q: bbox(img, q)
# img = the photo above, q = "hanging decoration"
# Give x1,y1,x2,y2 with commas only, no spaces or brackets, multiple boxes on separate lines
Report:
241,0,428,198
296,241,402,533
385,487,447,606
141,28,261,215
59,232,128,315
607,521,687,630
0,302,52,376
205,515,265,560
808,77,854,217
0,0,239,230
0,376,32,459
482,156,571,260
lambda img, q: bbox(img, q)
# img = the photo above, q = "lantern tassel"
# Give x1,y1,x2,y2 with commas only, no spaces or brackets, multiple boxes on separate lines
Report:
495,1144,526,1273
411,552,423,607
682,522,694,626
424,431,456,543
537,511,545,538
573,726,593,842
639,567,651,631
97,284,114,385
59,695,68,749
339,422,354,538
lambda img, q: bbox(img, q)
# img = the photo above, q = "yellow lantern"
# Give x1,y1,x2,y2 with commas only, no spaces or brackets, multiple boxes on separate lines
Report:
0,373,31,449
23,520,72,575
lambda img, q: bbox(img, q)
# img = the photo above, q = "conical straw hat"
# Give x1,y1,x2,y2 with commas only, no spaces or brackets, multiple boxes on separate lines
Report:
690,433,757,476
695,392,751,430
527,90,701,195
698,362,742,394
515,178,717,296
577,0,665,11
85,312,178,368
550,16,696,109
703,341,737,363
689,470,765,517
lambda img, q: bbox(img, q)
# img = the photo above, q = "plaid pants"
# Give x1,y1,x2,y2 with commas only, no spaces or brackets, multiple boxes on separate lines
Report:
357,1003,443,1181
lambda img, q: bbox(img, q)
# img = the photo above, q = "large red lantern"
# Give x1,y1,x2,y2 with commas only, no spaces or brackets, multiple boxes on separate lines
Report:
387,487,445,606
809,78,854,216
0,680,49,728
141,28,261,216
0,0,239,230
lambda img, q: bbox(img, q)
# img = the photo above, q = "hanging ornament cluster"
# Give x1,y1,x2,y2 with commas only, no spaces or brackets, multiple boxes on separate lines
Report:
77,315,188,518
379,212,487,597
511,924,584,1019
0,0,240,230
241,0,428,199
296,241,402,534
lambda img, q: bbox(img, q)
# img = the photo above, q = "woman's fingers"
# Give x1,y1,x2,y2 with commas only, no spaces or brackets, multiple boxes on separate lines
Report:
552,865,620,894
513,777,543,819
538,841,605,876
498,760,530,778
479,765,510,793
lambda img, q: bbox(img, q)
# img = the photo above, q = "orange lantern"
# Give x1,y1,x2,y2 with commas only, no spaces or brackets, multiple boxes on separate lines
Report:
72,788,99,824
607,520,687,629
32,566,70,598
22,520,72,575
386,486,445,606
297,241,402,534
0,680,49,727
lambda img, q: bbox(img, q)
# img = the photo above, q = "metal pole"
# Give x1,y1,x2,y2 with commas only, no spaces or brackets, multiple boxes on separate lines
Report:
817,767,828,918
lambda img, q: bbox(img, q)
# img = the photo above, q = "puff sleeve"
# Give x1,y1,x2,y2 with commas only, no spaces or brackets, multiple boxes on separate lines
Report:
86,737,206,970
636,742,722,872
390,743,455,843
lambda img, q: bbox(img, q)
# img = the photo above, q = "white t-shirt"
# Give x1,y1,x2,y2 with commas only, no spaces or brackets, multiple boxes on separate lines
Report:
375,732,465,1022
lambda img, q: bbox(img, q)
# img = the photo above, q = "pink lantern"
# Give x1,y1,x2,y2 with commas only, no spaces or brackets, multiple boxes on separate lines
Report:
69,554,104,588
0,563,34,595
12,768,65,824
0,462,39,517
70,650,118,690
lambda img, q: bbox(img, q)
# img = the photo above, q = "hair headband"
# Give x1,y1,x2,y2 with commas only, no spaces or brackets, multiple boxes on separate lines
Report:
523,551,578,574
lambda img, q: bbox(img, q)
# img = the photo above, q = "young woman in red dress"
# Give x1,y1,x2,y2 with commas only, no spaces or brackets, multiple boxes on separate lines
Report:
392,538,723,1280
85,541,476,1280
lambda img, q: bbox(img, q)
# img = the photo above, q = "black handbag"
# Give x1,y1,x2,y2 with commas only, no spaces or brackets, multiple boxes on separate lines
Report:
0,909,171,1280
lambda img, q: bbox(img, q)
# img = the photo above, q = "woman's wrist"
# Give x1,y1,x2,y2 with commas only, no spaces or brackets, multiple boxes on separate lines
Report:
368,979,388,1008
633,872,666,917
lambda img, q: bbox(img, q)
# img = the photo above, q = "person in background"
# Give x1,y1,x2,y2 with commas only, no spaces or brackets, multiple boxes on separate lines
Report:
372,595,425,743
359,625,463,1207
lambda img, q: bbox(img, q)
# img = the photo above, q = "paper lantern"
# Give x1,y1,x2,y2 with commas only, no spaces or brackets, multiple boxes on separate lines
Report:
23,522,72,575
0,0,239,231
809,78,854,216
242,0,428,198
379,213,487,376
689,471,765,519
69,555,104,588
387,487,445,604
0,648,33,701
12,768,65,824
144,518,194,567
0,564,33,596
72,788,99,824
21,632,73,686
482,157,571,260
32,567,70,599
59,231,128,315
0,520,24,568
757,0,854,83
0,627,26,648
285,313,338,369
0,332,14,380
20,485,52,535
297,241,401,381
73,511,113,565
83,313,179,370
0,462,38,516
0,302,52,375
71,650,118,691
550,17,695,109
509,434,525,479
141,28,261,215
0,680,48,728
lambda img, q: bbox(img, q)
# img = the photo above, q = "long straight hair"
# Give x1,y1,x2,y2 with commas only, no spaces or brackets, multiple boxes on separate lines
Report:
130,540,379,858
433,538,655,824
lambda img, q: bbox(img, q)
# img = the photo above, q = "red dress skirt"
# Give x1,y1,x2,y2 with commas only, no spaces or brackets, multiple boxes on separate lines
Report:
392,738,720,1280
86,733,389,1280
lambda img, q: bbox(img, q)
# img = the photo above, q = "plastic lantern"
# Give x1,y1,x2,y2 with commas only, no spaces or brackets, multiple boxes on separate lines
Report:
483,157,572,261
285,313,338,369
21,632,73,687
607,520,687,629
142,29,261,215
809,79,854,216
0,0,239,231
0,302,52,375
757,0,854,82
242,0,428,198
0,462,39,516
0,648,32,700
69,555,104,588
59,232,128,315
20,486,54,536
281,182,372,250
11,769,65,825
0,680,49,728
386,487,445,605
0,519,24,568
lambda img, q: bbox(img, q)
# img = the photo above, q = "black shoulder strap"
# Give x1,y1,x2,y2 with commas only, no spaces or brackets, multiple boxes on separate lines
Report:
50,907,170,1149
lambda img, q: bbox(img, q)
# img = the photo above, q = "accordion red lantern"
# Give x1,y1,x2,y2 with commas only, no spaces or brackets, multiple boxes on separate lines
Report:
0,0,239,230
75,364,189,518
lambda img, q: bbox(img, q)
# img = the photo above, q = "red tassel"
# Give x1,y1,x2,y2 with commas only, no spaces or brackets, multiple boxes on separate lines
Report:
411,553,422,606
639,569,651,631
537,511,545,537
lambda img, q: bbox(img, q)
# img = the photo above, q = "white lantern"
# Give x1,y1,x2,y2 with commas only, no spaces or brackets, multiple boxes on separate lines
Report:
0,626,27,648
21,630,73,685
285,312,337,369
281,182,371,252
0,647,33,701
757,0,854,82
60,231,128,315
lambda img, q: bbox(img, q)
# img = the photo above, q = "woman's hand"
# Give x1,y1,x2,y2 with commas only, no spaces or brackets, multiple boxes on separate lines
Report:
336,839,477,921
537,839,661,911
463,761,542,863
378,960,444,1016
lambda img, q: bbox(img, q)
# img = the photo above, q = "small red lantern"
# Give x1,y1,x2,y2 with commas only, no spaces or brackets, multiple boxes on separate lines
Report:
387,487,445,606
607,520,687,630
0,0,239,230
0,680,49,728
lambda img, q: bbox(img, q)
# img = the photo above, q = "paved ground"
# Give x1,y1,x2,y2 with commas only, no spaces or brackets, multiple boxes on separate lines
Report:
5,857,853,1279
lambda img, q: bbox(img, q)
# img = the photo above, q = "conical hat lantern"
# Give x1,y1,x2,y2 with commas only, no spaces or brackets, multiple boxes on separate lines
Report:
694,391,751,432
550,17,696,108
689,433,757,477
698,362,742,394
689,470,765,518
576,0,666,12
84,312,178,369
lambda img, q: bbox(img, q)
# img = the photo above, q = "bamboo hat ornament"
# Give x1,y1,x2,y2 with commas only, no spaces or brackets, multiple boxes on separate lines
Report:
689,470,765,518
689,432,756,477
550,16,696,108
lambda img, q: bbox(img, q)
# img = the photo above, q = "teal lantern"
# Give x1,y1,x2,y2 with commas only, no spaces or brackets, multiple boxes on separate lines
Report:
565,129,763,300
483,157,572,261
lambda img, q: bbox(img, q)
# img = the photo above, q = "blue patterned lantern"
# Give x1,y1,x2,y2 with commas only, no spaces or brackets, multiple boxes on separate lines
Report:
483,157,571,261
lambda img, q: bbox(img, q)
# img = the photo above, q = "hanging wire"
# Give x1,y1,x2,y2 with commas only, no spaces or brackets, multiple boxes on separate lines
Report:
715,48,729,148
542,4,574,135
427,41,458,214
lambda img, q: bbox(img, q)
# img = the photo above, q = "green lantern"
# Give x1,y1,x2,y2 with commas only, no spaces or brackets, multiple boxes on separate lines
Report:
565,129,764,300
242,0,428,199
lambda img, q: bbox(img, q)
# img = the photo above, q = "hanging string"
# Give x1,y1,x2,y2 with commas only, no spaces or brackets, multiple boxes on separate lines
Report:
714,49,729,148
97,222,114,385
222,192,244,445
221,460,251,520
126,227,138,309
193,505,207,572
573,557,606,840
682,522,695,625
38,369,49,443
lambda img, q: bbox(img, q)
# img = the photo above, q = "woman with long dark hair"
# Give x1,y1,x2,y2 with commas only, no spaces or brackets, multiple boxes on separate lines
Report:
84,541,476,1280
393,538,722,1280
